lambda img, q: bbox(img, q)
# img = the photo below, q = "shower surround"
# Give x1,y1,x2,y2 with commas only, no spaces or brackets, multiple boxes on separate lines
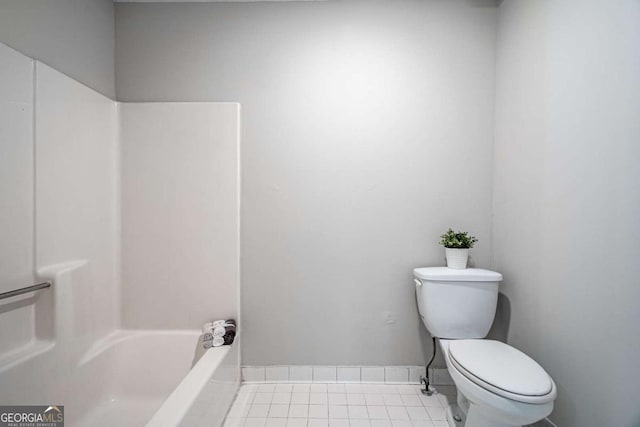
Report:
0,41,240,426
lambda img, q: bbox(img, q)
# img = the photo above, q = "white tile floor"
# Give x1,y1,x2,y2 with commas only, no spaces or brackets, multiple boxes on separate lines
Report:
224,383,457,427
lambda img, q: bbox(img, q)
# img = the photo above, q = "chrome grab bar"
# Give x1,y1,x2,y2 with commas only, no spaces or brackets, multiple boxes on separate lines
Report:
0,282,52,300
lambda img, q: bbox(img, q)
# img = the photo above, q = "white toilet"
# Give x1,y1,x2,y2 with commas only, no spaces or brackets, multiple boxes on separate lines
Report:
414,267,557,427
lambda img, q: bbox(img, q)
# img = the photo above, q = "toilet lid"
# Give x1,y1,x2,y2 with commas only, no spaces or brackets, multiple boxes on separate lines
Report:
448,340,556,404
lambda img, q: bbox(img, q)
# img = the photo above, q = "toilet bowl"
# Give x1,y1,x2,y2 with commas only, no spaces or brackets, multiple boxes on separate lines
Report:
413,267,557,427
439,339,556,427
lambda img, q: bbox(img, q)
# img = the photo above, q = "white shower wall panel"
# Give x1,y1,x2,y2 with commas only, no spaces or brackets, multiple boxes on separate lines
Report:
35,62,120,339
120,103,240,330
0,43,36,354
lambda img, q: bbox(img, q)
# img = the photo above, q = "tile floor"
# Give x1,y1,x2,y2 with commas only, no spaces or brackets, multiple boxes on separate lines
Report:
223,383,457,427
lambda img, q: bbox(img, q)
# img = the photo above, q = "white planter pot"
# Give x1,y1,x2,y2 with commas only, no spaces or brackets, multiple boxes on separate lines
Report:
445,248,469,269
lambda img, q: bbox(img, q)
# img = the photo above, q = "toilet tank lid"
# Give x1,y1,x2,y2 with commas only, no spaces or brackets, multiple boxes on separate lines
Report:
413,267,503,282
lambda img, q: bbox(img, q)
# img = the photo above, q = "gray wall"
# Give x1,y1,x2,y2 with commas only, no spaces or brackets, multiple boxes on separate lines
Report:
0,0,115,98
116,0,497,365
493,1,640,426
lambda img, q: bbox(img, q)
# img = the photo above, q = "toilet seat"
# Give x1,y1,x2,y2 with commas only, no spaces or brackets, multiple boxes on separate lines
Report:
448,339,557,404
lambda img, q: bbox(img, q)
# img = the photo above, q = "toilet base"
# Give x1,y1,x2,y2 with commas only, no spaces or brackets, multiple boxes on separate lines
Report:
445,404,465,427
446,398,523,427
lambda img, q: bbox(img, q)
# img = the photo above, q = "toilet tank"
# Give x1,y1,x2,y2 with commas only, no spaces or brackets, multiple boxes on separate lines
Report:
414,267,503,339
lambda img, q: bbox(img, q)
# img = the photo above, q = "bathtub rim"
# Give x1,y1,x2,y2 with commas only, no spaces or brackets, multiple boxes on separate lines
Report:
146,342,233,427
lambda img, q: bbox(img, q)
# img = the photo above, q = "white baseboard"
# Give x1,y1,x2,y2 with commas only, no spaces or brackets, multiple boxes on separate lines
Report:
241,365,454,385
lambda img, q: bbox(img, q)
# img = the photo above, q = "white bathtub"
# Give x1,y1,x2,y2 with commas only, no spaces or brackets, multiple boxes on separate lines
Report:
0,329,238,427
0,263,239,426
76,330,239,427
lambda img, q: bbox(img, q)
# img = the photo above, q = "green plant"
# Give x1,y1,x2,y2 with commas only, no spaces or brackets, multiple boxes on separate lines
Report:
439,228,478,249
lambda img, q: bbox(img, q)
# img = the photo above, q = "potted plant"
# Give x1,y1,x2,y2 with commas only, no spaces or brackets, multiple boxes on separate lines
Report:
439,228,478,269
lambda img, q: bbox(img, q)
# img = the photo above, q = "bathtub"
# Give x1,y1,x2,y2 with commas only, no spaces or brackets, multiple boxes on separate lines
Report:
75,330,239,427
0,262,240,427
0,328,239,427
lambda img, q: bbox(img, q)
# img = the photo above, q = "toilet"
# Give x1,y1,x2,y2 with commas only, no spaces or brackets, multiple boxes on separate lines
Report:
413,267,557,427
